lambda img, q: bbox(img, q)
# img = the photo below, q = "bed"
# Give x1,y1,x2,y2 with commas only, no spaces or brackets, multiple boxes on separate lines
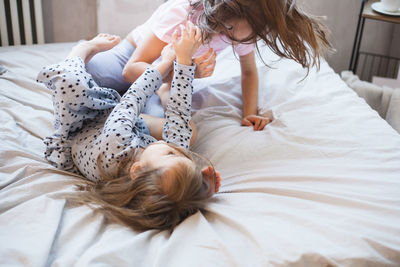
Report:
1,41,400,266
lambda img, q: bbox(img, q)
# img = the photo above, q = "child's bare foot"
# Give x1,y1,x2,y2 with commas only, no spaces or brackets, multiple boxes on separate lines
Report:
68,33,120,63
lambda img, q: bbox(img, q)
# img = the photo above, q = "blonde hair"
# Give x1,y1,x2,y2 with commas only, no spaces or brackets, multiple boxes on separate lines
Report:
70,144,215,232
189,0,333,70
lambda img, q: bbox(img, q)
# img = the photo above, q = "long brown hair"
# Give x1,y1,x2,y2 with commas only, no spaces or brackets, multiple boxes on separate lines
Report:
189,0,333,70
69,145,216,232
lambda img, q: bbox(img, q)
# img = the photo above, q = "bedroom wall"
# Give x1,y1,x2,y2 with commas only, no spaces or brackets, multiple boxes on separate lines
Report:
96,0,165,37
42,0,163,43
41,0,399,74
42,0,97,43
297,0,399,74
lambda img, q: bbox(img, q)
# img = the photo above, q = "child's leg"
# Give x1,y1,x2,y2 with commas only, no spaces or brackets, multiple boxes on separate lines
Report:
142,94,165,118
156,82,172,111
38,34,122,171
39,34,122,137
68,33,120,63
142,82,171,119
155,67,174,111
140,114,165,141
141,70,173,118
85,37,134,94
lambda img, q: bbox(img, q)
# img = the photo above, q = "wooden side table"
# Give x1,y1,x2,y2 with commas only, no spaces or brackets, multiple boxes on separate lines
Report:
349,0,400,74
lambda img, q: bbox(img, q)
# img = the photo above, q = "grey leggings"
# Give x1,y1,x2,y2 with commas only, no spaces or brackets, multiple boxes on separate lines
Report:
86,39,164,118
86,39,134,94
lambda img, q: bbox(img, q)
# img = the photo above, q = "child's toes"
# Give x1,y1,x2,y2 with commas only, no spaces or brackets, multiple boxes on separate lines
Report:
109,35,120,44
108,35,117,41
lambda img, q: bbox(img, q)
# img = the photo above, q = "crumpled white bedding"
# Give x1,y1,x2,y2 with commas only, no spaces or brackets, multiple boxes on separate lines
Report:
0,42,400,267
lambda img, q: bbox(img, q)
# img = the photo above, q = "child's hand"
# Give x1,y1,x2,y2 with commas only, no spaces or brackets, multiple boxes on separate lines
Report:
194,48,216,78
161,44,176,63
172,21,202,66
241,115,271,131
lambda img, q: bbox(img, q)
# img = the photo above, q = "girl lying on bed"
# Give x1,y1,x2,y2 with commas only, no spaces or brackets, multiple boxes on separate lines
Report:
85,0,332,131
37,24,220,232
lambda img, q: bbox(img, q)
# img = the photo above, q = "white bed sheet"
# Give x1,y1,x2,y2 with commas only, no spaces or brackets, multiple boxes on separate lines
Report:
0,42,400,267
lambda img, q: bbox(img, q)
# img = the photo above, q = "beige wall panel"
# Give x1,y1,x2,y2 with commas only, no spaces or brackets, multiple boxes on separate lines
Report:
42,0,97,43
96,0,165,37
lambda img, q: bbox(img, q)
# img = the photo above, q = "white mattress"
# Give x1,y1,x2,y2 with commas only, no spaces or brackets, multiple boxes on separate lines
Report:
1,42,400,267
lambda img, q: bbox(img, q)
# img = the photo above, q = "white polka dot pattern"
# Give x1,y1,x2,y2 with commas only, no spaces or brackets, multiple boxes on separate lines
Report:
38,57,196,181
163,62,195,149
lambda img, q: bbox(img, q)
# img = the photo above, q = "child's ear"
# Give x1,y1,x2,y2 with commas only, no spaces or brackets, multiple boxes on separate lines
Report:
129,162,142,180
201,166,221,193
201,166,214,180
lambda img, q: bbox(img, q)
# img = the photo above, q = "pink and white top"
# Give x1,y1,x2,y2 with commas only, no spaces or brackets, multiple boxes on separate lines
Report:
131,0,255,58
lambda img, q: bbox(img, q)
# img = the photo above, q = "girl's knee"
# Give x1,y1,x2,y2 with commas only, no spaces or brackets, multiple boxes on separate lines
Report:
122,62,141,83
121,65,131,82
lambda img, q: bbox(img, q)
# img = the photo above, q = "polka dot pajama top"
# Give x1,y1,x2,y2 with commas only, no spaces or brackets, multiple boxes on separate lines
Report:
38,57,195,182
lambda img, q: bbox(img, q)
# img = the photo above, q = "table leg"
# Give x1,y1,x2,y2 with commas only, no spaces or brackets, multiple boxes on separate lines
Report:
353,17,366,74
349,0,367,72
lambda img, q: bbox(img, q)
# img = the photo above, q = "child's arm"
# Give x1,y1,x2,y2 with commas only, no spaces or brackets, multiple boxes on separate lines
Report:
102,56,174,154
240,51,270,131
163,62,196,149
123,32,168,83
163,22,201,149
123,29,216,83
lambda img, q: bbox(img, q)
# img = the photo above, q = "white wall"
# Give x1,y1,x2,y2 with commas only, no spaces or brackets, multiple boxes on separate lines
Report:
297,0,398,73
96,0,165,37
42,0,97,43
42,0,163,42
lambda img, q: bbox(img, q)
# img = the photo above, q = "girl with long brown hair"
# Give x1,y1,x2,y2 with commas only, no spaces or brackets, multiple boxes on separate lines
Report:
37,24,221,232
85,0,332,131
